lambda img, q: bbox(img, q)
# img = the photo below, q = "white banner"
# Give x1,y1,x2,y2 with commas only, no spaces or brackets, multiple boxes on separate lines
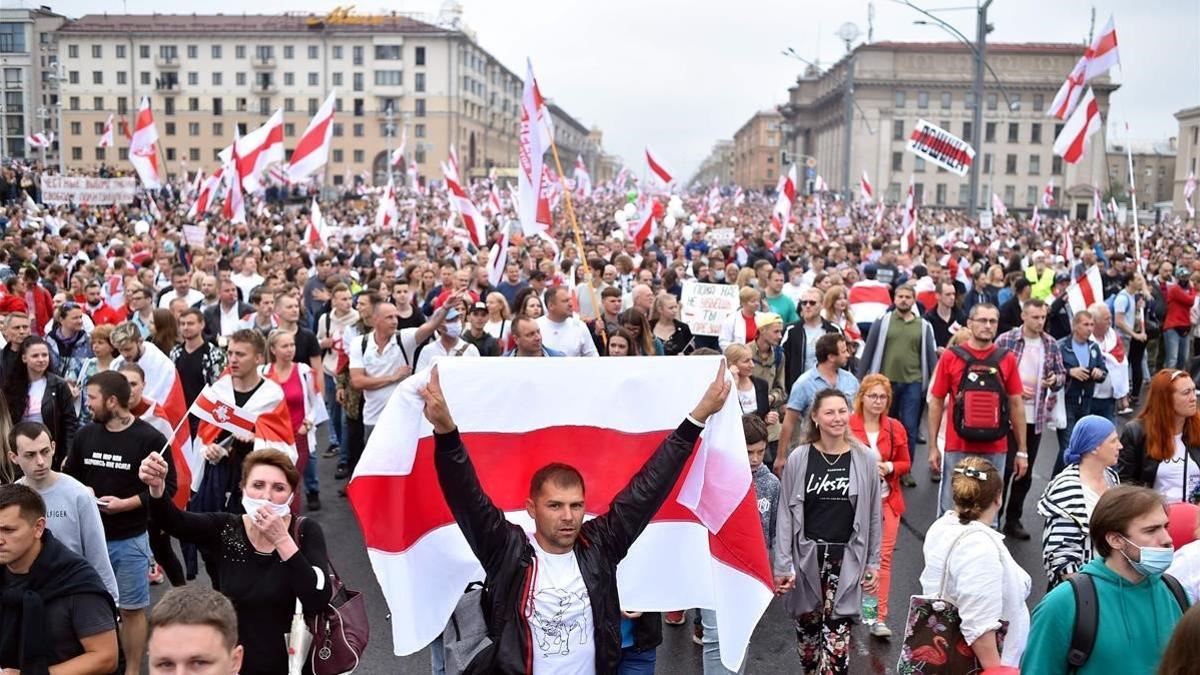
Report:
40,176,137,205
181,224,208,248
680,281,739,337
906,118,976,177
706,227,735,247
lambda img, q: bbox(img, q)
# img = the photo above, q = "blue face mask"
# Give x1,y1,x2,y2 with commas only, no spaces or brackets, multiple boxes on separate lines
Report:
1120,536,1174,577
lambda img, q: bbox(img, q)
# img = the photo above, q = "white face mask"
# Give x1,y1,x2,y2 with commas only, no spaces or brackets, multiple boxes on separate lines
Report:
241,495,292,518
443,322,463,339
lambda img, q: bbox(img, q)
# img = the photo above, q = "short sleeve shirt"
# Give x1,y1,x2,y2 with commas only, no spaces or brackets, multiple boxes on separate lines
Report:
348,328,420,425
0,575,114,667
929,344,1023,454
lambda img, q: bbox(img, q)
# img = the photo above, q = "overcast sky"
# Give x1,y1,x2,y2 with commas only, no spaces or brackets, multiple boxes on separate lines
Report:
42,0,1200,179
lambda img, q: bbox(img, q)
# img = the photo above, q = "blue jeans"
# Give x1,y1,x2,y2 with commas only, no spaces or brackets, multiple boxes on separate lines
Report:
107,532,152,610
302,436,319,494
889,380,924,452
324,373,345,455
617,646,657,675
429,635,445,675
1164,329,1191,370
939,450,1006,518
701,608,746,675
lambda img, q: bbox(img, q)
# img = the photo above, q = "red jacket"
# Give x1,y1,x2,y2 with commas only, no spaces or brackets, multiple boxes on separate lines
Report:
87,301,125,326
26,285,54,335
1165,282,1197,331
849,413,911,515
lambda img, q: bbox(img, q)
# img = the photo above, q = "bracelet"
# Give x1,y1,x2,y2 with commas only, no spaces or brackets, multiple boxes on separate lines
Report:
1016,452,1029,459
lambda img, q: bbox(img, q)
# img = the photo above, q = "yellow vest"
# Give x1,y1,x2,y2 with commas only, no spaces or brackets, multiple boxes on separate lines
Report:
1025,266,1055,301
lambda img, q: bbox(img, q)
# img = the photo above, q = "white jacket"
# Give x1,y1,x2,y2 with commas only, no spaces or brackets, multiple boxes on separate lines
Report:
919,513,1032,667
1167,539,1200,604
718,310,762,352
260,362,328,453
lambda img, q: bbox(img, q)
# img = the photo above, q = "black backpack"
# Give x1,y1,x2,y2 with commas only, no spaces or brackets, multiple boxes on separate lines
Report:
359,330,431,370
1066,573,1189,669
950,345,1010,442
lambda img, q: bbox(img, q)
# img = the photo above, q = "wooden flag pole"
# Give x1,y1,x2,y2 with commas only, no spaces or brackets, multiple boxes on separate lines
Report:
546,139,606,348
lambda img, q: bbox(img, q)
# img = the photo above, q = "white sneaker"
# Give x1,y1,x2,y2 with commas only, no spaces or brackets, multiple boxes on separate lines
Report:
870,622,893,638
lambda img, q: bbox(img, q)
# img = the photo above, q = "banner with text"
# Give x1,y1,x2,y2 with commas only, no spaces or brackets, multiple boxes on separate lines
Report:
41,176,138,205
906,119,975,177
680,281,739,337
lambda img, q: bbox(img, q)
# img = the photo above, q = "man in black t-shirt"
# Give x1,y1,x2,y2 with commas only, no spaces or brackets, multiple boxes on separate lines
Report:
170,308,228,412
274,293,323,394
65,370,175,675
0,484,120,673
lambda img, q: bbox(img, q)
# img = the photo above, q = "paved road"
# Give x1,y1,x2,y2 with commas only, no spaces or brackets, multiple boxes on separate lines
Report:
151,427,1065,673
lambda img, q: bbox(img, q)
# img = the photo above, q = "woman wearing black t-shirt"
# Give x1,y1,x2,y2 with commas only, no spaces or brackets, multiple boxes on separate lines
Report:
773,388,882,675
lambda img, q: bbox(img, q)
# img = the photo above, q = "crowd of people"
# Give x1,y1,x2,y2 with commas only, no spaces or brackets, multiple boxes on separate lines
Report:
2,156,1200,675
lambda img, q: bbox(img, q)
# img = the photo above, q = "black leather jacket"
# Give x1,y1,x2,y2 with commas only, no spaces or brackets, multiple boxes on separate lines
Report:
434,420,701,674
1118,420,1200,495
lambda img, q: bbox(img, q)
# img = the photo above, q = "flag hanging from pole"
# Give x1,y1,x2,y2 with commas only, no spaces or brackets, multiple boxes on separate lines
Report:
1042,179,1056,208
1053,88,1101,165
1184,171,1196,219
645,147,674,186
1084,15,1120,81
770,164,796,239
307,198,328,249
98,115,115,148
1093,186,1105,222
859,170,874,202
26,131,54,149
286,90,336,183
991,193,1007,218
518,60,552,237
900,176,917,253
1048,57,1088,121
129,97,161,189
1066,265,1105,315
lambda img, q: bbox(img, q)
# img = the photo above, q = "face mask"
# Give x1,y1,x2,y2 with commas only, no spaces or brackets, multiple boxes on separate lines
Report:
242,495,292,519
1120,536,1173,576
443,322,463,339
713,271,725,282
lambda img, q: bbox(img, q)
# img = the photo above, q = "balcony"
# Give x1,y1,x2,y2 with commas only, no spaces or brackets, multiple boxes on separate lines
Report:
252,57,276,69
154,54,180,69
254,82,279,95
154,78,179,92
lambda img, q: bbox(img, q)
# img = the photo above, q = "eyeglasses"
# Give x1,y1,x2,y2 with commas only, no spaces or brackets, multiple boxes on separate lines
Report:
970,317,999,325
863,393,889,401
800,300,819,306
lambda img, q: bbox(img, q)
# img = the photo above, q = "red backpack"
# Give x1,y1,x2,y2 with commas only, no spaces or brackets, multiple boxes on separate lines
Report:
950,345,1010,442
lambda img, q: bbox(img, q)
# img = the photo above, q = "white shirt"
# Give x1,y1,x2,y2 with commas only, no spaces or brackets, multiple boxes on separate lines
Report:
1154,435,1200,504
231,272,265,299
24,378,46,422
1166,539,1200,604
157,287,204,309
218,303,242,337
1017,336,1044,419
348,327,419,426
414,336,480,372
528,535,595,674
537,316,599,357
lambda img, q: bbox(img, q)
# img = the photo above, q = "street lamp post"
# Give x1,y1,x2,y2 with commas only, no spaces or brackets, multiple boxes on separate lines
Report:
968,1,993,218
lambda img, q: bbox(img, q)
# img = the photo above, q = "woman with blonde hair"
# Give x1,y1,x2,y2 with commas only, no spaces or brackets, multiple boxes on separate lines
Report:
483,291,511,342
650,291,694,356
1118,369,1200,504
724,343,770,420
822,285,861,348
717,286,761,351
735,267,757,289
76,323,118,425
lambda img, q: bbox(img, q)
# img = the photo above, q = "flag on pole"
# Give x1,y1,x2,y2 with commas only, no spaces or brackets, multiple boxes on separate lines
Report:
1063,225,1075,269
307,198,328,249
390,127,408,168
991,193,1008,218
346,358,772,672
1053,88,1101,164
25,131,53,148
770,164,797,239
813,174,829,192
98,115,115,148
129,97,161,188
899,176,917,253
573,154,592,198
137,398,192,510
631,197,658,248
1184,171,1196,219
1093,187,1105,222
483,182,503,220
375,174,399,230
859,170,874,202
1048,57,1088,121
233,110,284,193
1066,265,1105,315
486,220,511,288
187,167,223,219
222,133,246,225
1031,204,1041,233
1042,179,1056,208
645,146,674,186
442,160,485,248
1084,15,1119,81
286,90,336,183
518,60,552,237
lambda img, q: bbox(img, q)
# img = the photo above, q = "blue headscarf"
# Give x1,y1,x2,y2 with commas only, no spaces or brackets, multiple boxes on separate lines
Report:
1063,415,1116,465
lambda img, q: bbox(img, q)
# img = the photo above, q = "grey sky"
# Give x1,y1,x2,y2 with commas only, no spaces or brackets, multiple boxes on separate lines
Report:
43,0,1200,180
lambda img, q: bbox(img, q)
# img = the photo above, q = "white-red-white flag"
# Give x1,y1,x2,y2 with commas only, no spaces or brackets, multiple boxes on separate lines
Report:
573,154,592,198
992,192,1008,218
631,197,658,249
98,115,115,148
390,126,407,168
442,160,485,248
1048,56,1088,121
286,90,336,183
859,170,874,202
900,177,918,253
518,60,552,238
129,97,161,188
222,132,246,225
483,182,502,219
191,375,297,472
732,187,745,207
1042,179,1056,208
307,197,327,249
375,174,399,231
813,174,829,193
1084,15,1119,81
1053,88,1101,165
25,131,53,148
233,110,284,193
1030,204,1042,233
347,358,772,672
1093,187,1105,222
1066,265,1105,315
849,279,895,326
187,167,223,219
645,146,674,186
770,164,797,239
486,220,511,288
1184,171,1196,219
1063,225,1075,269
406,160,422,195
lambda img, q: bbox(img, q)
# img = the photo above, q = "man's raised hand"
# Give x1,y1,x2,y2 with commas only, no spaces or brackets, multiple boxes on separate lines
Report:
689,358,732,424
419,366,457,434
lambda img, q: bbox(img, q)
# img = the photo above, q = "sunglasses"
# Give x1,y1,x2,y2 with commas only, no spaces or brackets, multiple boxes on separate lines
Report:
800,300,819,307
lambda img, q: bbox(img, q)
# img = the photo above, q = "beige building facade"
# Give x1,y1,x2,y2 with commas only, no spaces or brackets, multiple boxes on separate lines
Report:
1,6,67,163
779,41,1115,219
733,110,782,191
691,139,734,187
1107,139,1176,208
53,10,594,186
1174,106,1199,217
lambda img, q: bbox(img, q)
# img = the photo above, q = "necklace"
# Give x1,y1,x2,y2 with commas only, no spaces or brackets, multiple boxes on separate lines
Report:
815,444,849,467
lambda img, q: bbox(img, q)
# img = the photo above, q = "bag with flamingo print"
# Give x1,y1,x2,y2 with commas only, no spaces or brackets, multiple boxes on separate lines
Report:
897,530,1008,675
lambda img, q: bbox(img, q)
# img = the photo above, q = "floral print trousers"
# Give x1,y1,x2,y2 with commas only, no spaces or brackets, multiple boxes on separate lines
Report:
794,554,852,674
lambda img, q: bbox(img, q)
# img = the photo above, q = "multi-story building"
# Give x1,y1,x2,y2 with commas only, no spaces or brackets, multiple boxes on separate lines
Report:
779,41,1115,218
1107,138,1176,208
546,101,596,180
0,5,67,163
1174,106,1200,216
587,127,617,185
733,109,782,191
691,139,734,187
53,9,591,186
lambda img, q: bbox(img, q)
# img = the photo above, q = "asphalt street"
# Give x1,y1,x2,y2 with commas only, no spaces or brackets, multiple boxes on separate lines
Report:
150,426,1065,674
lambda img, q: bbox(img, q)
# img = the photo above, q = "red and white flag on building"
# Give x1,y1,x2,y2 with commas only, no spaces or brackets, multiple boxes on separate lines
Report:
442,160,485,248
770,163,797,239
286,89,336,183
1184,171,1196,219
645,146,674,187
518,60,553,238
129,97,161,189
1053,87,1101,165
25,131,53,148
991,192,1008,218
307,198,328,249
375,174,399,231
1048,56,1088,121
232,110,284,193
1084,15,1120,81
573,154,592,198
347,358,772,671
486,221,511,288
1042,179,1056,208
1066,265,1105,315
859,170,874,202
899,176,917,253
98,115,115,148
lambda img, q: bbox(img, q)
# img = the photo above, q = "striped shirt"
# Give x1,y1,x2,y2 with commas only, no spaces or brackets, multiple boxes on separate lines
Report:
1037,464,1120,586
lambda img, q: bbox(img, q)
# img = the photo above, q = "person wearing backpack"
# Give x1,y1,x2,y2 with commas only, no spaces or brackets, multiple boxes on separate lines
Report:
1021,485,1190,675
927,303,1028,516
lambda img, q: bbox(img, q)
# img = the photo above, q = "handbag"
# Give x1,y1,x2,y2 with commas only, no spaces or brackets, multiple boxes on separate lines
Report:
897,528,1009,674
292,517,370,675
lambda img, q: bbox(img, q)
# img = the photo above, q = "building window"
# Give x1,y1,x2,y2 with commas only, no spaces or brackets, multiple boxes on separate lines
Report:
985,122,996,143
886,182,901,203
212,45,221,58
308,45,318,59
982,153,991,174
935,183,947,205
68,71,79,84
187,72,198,86
957,184,969,207
414,147,426,163
92,71,103,84
235,45,246,59
139,45,150,59
236,72,246,87
332,123,343,137
415,98,426,117
212,98,222,116
375,45,401,60
963,121,973,142
894,90,905,108
188,147,199,161
284,72,294,86
1029,155,1041,175
165,148,176,161
332,46,343,60
91,45,102,58
332,149,343,162
964,91,976,110
1031,123,1042,144
353,123,364,137
374,71,402,86
66,44,78,58
283,45,294,59
93,96,104,110
1032,94,1044,112
987,93,998,110
71,147,82,160
1005,154,1017,174
284,97,294,112
1026,185,1038,206
332,72,343,86
284,123,294,136
913,183,925,203
212,122,223,136
917,91,929,108
308,72,319,86
891,151,903,171
117,71,127,85
353,98,363,116
915,157,926,172
188,122,199,135
187,45,197,59
117,97,128,115
164,122,175,135
415,46,426,65
1007,123,1019,143
308,98,318,115
353,73,364,91
353,149,364,163
1052,155,1064,176
96,147,106,160
1004,185,1015,205
212,72,222,86
236,97,247,112
415,123,426,138
140,71,151,85
255,45,273,62
71,121,82,135
892,119,905,141
938,91,951,110
353,46,363,65
119,148,129,160
116,45,126,58
414,72,426,92
259,98,270,115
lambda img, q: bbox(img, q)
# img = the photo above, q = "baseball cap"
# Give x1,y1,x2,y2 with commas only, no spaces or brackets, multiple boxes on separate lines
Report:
445,307,461,321
469,301,488,313
756,312,783,330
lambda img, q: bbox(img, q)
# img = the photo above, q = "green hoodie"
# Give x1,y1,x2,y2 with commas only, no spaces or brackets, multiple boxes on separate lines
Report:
1021,558,1187,675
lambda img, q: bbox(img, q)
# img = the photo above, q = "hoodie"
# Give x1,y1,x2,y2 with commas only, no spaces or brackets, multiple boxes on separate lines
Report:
1021,557,1187,675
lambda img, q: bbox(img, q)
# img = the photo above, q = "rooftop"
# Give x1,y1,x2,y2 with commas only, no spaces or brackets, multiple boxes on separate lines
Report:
862,41,1086,56
57,12,450,35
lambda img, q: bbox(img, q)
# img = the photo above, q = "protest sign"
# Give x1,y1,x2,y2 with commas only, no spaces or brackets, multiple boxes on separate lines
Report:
706,227,735,247
680,281,739,336
41,176,137,205
907,119,975,177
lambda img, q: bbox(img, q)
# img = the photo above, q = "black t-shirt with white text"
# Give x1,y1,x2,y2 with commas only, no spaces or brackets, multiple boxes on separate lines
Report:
65,418,172,540
803,449,855,547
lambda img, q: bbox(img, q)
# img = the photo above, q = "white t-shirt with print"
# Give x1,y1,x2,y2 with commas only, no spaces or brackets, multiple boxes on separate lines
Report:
527,535,595,674
1155,435,1200,504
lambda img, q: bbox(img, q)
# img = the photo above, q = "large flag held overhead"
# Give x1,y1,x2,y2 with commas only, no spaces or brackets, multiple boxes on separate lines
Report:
1053,87,1101,164
98,115,115,148
442,160,485,248
1066,265,1105,315
486,219,512,288
859,170,874,203
375,174,399,231
129,97,161,188
114,342,190,501
347,358,773,671
518,60,553,238
287,90,336,183
306,197,328,249
645,146,674,186
899,176,917,253
770,163,797,239
573,153,593,198
233,110,284,193
1184,171,1196,219
26,131,54,148
191,375,297,460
